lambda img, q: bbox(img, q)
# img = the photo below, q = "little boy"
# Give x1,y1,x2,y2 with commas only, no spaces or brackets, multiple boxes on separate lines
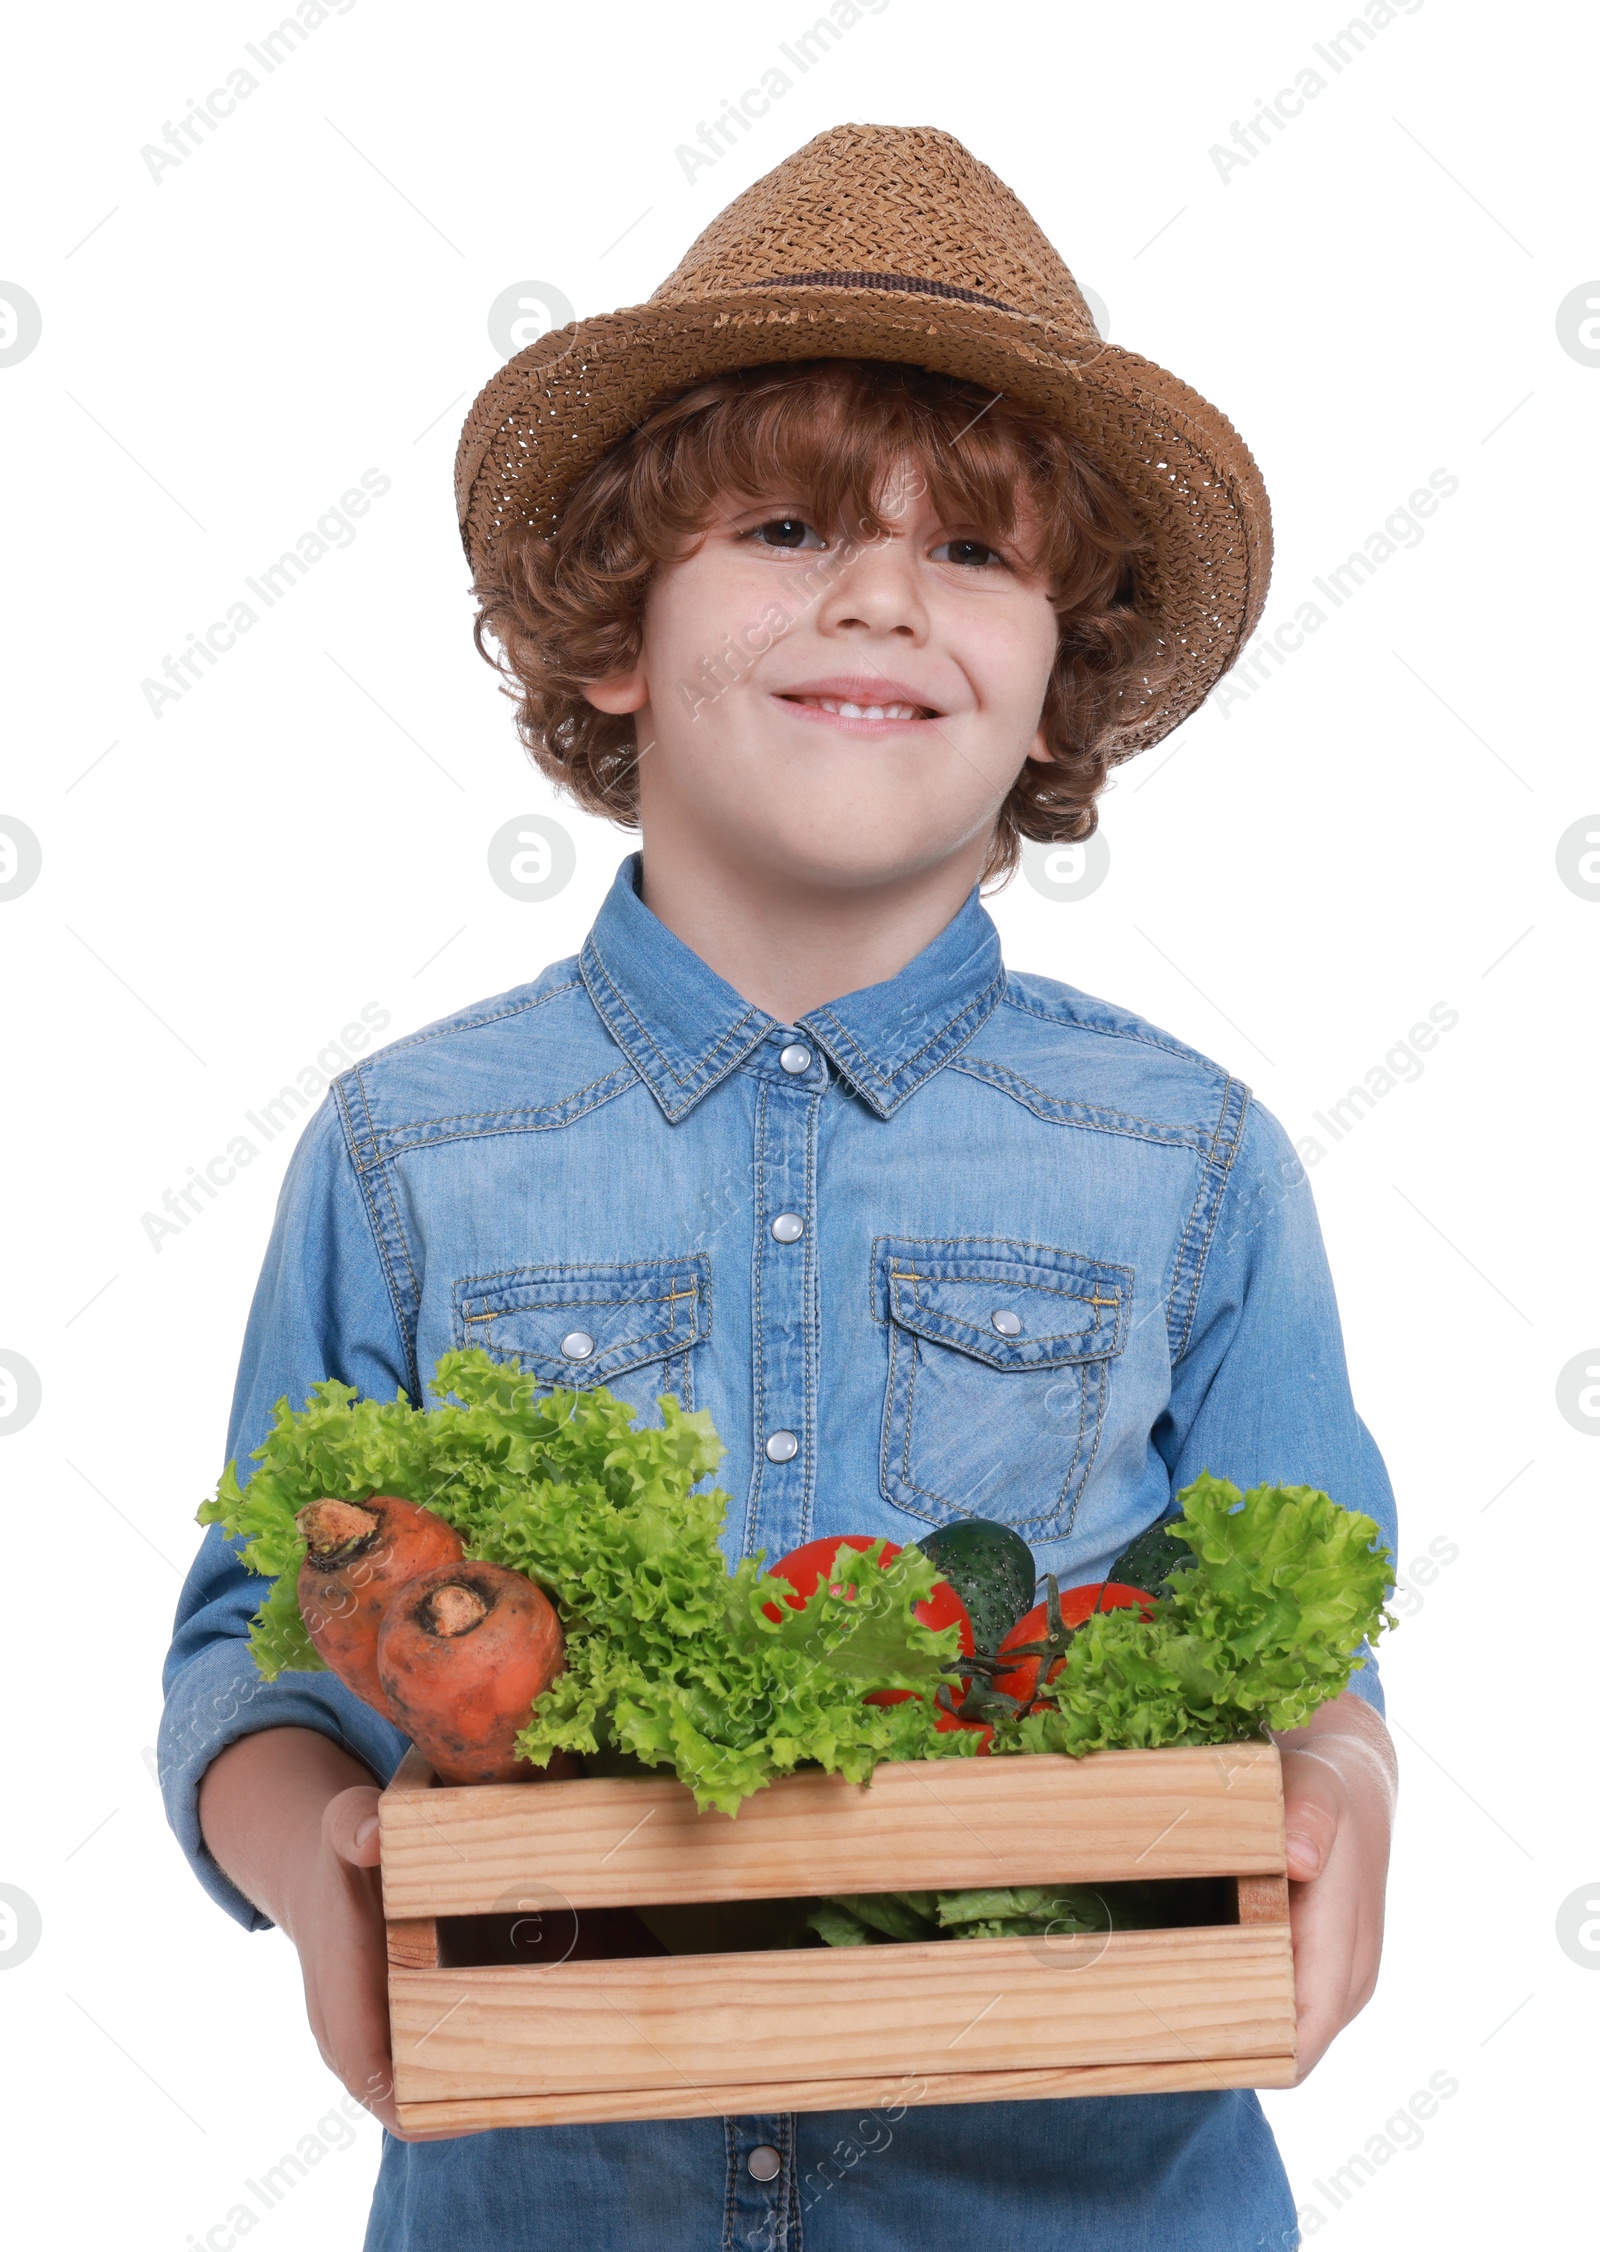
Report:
163,125,1397,2251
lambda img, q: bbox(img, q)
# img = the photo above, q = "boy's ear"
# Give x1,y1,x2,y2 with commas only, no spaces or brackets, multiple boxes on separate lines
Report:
1023,723,1053,766
580,667,650,715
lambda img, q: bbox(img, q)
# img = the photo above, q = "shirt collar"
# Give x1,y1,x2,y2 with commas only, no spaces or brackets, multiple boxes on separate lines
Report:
580,854,1005,1122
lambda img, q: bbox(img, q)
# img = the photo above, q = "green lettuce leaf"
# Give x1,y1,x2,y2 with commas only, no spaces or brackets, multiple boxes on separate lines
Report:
818,1891,941,1943
759,1540,957,1681
931,1885,1109,1933
805,1881,1194,1946
804,1900,878,1947
198,1349,965,1812
1001,1472,1394,1756
248,1562,327,1677
198,1378,1391,1810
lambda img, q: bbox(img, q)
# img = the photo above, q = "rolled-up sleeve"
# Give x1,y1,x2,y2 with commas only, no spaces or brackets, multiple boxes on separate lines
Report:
1156,1096,1398,1715
158,1092,412,1928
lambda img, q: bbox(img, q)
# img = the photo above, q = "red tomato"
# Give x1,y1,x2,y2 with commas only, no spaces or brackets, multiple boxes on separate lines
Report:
992,1582,1155,1706
931,1704,993,1753
761,1534,884,1620
762,1535,974,1708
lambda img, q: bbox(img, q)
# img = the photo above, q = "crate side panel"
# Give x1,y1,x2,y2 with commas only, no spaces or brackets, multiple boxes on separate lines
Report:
395,2050,1299,2133
390,1923,1296,2104
379,1746,1285,1917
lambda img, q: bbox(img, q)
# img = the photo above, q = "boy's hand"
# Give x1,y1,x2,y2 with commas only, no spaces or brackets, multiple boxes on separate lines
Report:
1273,1691,1398,2081
295,1780,401,2133
199,1727,453,2141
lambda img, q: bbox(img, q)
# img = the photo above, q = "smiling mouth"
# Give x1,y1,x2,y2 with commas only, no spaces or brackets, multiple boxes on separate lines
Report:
779,693,939,722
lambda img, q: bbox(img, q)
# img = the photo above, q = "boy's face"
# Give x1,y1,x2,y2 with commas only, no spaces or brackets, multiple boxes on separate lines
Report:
582,460,1059,894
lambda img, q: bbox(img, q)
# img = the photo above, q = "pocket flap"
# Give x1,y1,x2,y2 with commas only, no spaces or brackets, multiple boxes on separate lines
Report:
876,1238,1129,1369
456,1256,710,1386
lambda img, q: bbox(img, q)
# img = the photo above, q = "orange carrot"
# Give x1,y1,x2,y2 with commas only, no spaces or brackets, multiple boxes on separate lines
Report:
376,1562,565,1784
296,1495,464,1723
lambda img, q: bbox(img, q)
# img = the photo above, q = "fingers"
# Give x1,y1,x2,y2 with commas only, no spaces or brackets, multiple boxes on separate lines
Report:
324,1783,384,1868
1287,1887,1356,2081
295,1789,403,2128
301,1970,403,2130
1280,1736,1391,2082
1280,1744,1346,1881
349,2070,405,2139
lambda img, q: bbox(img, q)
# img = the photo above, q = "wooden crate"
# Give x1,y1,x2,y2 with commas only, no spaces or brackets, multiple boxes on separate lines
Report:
380,1742,1296,2134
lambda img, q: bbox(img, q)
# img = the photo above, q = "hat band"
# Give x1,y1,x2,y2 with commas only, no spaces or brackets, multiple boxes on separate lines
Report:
742,269,1014,312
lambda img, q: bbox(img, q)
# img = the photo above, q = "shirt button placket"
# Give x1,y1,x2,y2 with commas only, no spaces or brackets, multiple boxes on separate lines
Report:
726,2115,793,2252
746,1035,820,1562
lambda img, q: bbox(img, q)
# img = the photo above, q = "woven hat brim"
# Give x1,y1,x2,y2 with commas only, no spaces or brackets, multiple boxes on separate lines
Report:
455,287,1272,754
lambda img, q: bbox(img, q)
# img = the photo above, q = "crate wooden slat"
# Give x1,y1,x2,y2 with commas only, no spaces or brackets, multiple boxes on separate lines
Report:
378,1741,1285,1917
380,1743,1295,2131
392,1923,1293,2101
398,2052,1299,2134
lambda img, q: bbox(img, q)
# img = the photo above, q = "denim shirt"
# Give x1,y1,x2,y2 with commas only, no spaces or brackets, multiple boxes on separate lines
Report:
161,854,1395,2252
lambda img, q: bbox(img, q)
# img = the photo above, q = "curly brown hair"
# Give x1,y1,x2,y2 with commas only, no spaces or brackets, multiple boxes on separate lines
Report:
470,359,1173,883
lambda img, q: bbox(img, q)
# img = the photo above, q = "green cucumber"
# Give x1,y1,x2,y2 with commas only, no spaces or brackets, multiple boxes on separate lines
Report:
1108,1517,1198,1597
917,1519,1037,1654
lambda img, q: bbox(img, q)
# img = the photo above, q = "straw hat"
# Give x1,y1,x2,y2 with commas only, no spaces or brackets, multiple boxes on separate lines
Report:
456,123,1271,751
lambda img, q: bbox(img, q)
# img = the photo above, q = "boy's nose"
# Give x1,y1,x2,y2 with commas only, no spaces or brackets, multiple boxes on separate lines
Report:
817,536,928,642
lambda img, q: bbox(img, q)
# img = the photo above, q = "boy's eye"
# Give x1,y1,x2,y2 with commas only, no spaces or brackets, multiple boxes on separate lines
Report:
746,517,827,551
932,538,1004,568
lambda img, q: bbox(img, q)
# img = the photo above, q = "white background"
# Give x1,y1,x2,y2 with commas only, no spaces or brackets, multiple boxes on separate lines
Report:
2,1,1595,2243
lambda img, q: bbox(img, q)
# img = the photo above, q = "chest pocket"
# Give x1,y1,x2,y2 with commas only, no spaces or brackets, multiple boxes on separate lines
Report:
874,1237,1131,1537
453,1255,710,1421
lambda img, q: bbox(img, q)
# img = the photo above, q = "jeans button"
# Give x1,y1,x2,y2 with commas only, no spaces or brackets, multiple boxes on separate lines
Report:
770,1212,805,1242
778,1043,811,1074
747,2144,782,2182
990,1309,1022,1337
764,1430,799,1463
560,1330,596,1360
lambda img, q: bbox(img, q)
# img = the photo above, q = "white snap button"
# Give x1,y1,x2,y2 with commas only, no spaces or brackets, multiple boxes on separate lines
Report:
770,1212,805,1242
765,1429,799,1462
990,1309,1022,1337
560,1330,596,1360
779,1043,811,1074
747,2144,782,2182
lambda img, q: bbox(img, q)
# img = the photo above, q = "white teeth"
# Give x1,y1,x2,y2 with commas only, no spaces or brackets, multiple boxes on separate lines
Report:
806,695,922,720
